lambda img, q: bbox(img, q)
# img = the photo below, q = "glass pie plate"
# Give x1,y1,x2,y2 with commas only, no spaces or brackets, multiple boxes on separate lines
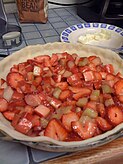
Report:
0,42,123,152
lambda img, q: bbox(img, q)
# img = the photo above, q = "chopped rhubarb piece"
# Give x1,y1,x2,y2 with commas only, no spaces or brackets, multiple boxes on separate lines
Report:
82,108,98,118
83,71,95,81
53,87,61,99
34,105,50,118
33,66,42,76
25,94,41,107
76,97,88,107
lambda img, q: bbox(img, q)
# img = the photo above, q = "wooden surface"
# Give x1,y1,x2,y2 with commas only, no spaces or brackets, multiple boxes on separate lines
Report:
42,137,123,164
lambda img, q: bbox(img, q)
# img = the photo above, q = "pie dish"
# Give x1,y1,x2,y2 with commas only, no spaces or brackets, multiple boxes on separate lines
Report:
0,42,123,152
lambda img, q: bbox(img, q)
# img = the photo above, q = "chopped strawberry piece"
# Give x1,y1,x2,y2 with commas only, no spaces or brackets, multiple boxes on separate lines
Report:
52,74,62,83
108,105,123,125
0,98,8,112
96,103,106,118
62,100,76,107
25,94,41,107
59,89,71,100
7,72,25,89
14,117,33,134
88,56,96,61
69,86,90,93
62,112,79,131
67,74,81,86
79,65,90,73
100,71,107,79
11,113,20,127
104,64,114,74
55,82,68,90
23,105,33,114
117,95,123,103
17,81,33,94
33,76,42,87
93,71,102,81
34,104,51,118
34,55,51,65
73,88,91,100
44,119,68,141
85,101,97,110
12,91,24,100
25,113,40,127
106,74,115,81
96,117,112,131
3,111,15,121
8,100,26,112
65,132,82,141
50,54,58,66
72,120,97,139
25,64,33,72
114,79,123,95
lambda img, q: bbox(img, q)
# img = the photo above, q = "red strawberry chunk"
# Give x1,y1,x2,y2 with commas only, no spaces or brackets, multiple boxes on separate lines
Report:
14,117,33,134
104,64,114,74
3,111,15,121
59,90,71,100
62,112,79,131
55,82,68,90
25,113,40,127
7,72,25,89
72,120,97,139
114,79,123,95
67,74,81,86
96,117,112,131
0,98,8,112
96,103,106,118
73,88,91,100
12,91,24,100
44,119,68,141
108,105,123,125
117,95,123,103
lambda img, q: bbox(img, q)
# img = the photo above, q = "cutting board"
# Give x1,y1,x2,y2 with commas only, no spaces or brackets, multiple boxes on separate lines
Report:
42,137,123,164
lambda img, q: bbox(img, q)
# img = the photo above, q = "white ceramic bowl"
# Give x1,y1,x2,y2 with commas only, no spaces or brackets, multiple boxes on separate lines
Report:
60,23,123,51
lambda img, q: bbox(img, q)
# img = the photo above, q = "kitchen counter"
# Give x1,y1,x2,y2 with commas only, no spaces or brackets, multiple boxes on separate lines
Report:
0,6,86,164
0,6,123,164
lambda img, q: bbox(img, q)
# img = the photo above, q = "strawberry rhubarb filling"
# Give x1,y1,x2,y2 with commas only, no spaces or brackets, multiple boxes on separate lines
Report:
0,52,123,141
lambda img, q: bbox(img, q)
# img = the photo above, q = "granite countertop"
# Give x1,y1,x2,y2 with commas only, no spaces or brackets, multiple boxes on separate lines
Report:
0,7,85,164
